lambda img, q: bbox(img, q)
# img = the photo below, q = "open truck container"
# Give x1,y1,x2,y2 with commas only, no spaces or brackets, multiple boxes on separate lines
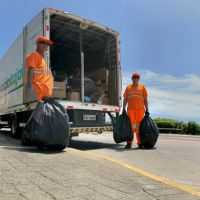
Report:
0,8,121,139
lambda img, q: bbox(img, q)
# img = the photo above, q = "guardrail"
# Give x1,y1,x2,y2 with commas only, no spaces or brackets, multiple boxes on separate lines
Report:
156,121,184,134
158,127,183,134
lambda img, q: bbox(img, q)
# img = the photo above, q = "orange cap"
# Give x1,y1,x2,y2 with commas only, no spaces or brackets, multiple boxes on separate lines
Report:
36,36,54,45
132,73,140,78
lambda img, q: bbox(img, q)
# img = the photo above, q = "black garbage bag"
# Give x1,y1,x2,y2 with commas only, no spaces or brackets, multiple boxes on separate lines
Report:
68,75,95,95
22,99,70,149
139,114,159,148
112,109,133,143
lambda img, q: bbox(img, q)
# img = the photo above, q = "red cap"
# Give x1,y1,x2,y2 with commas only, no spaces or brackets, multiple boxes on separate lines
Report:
132,73,140,78
36,36,54,45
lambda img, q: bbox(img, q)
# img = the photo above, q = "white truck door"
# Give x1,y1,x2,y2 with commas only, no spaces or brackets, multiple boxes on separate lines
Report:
23,9,46,103
24,10,44,55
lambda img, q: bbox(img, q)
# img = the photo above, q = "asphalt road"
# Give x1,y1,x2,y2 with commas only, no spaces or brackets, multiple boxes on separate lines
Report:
69,132,200,191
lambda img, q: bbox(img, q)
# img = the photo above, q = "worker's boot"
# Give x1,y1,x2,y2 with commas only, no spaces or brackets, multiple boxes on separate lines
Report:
125,143,132,149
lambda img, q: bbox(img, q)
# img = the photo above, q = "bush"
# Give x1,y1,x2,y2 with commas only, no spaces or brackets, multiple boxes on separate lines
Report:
183,121,200,135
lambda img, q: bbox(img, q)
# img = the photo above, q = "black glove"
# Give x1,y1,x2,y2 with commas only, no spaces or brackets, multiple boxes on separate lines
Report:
145,111,150,116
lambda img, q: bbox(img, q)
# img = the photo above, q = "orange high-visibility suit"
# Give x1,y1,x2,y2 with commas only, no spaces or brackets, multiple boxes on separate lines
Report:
26,51,53,101
123,83,148,145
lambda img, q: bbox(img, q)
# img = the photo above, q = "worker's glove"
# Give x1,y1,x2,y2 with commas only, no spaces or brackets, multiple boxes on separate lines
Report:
42,96,52,102
145,111,150,116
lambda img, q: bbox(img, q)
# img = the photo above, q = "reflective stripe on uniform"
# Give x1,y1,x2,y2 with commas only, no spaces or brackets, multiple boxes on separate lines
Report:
27,67,52,75
127,94,144,100
129,91,143,95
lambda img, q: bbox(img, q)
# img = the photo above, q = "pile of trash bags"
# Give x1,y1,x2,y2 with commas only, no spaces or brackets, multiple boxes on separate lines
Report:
111,109,159,149
22,99,70,150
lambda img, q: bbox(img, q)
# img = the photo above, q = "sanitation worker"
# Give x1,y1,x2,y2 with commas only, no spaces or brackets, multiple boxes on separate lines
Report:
26,36,54,101
123,73,149,149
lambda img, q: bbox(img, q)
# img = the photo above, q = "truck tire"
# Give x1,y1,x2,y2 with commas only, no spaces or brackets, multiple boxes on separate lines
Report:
10,116,22,138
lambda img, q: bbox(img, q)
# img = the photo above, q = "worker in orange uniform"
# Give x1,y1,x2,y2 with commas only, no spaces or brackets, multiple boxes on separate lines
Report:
26,36,54,101
123,73,149,149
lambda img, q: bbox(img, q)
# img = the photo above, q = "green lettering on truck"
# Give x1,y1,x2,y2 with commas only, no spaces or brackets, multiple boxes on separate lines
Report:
0,67,24,92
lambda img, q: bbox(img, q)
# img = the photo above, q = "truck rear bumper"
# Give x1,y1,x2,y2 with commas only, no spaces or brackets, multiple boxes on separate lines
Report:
56,100,120,112
70,125,113,134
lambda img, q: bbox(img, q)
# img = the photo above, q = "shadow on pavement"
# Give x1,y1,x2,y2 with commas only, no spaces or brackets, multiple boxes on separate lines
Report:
0,130,156,153
69,138,122,151
4,146,66,154
0,130,65,154
0,130,20,146
69,138,157,151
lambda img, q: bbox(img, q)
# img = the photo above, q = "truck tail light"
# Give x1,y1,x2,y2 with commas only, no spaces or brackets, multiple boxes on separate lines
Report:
115,108,120,112
67,106,73,109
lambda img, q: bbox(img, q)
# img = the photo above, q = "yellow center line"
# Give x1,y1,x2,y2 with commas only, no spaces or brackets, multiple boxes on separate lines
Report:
69,148,200,198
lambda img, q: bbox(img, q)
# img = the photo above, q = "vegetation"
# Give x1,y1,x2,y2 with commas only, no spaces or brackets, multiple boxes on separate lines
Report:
153,118,200,135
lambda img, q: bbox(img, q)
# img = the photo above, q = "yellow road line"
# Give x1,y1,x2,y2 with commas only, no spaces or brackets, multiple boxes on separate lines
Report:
70,148,200,198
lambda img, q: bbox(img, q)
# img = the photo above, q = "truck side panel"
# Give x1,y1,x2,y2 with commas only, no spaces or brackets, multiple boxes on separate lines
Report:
0,34,24,112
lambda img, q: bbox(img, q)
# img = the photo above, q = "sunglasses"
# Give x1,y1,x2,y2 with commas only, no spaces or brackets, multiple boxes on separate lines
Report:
39,41,50,46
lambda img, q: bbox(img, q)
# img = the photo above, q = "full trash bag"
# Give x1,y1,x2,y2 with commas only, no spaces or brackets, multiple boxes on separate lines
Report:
112,109,133,143
139,113,159,148
22,99,70,150
68,75,95,95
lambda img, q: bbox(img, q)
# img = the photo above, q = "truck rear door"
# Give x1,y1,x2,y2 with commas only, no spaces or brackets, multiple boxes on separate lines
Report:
23,9,46,103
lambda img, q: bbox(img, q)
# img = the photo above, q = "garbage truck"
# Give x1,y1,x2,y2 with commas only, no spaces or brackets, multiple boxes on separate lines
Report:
0,8,122,140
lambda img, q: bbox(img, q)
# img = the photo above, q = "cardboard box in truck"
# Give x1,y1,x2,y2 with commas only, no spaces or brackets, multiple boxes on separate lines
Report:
52,81,66,99
68,92,80,102
89,67,109,84
0,8,121,138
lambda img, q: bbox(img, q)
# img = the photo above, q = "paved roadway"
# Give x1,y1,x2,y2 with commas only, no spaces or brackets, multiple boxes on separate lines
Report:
70,132,200,191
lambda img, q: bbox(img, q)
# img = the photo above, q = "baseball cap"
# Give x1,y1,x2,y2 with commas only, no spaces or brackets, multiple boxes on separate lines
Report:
36,36,54,45
132,73,140,78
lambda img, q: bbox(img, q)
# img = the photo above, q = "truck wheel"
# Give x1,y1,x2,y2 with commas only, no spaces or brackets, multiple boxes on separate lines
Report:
10,116,22,138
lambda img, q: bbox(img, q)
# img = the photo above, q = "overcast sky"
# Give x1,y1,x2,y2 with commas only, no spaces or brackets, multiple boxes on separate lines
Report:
0,0,200,122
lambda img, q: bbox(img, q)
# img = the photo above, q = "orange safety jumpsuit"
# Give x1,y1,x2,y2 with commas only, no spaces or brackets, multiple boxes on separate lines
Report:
123,83,148,145
26,51,53,101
